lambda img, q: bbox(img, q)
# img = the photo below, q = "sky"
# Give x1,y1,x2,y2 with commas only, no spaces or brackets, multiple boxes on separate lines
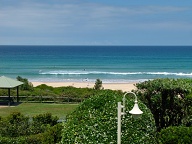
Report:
0,0,192,46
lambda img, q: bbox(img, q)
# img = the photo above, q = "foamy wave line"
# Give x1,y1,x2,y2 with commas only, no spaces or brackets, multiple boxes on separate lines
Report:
40,71,140,75
39,71,192,76
146,72,192,76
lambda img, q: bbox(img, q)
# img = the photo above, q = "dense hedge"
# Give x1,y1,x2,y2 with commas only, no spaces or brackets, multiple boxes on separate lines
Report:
158,126,192,144
61,90,157,144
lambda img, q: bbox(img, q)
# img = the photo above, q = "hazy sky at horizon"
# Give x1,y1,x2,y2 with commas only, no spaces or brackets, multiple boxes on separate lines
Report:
0,0,192,45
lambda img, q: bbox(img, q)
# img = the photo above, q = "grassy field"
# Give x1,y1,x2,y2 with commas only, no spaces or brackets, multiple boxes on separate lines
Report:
0,103,79,119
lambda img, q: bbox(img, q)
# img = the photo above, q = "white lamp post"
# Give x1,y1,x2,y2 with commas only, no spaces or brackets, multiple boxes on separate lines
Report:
117,91,143,144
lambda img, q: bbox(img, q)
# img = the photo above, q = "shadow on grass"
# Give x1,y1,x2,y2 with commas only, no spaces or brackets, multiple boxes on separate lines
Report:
0,101,22,107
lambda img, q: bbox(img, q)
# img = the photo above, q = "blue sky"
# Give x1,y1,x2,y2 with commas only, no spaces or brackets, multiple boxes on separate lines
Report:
0,0,192,45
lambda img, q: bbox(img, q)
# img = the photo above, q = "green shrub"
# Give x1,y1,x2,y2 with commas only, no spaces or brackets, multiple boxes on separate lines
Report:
32,112,58,126
42,123,63,143
61,90,157,143
0,133,43,144
0,112,59,137
0,124,62,144
184,94,192,127
17,76,34,91
0,136,26,144
94,78,103,90
158,126,192,144
30,113,58,134
0,112,62,143
0,112,30,137
25,133,43,144
36,84,54,91
135,78,192,131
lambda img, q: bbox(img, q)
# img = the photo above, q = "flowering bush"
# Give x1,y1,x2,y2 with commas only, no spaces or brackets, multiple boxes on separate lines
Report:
61,90,157,143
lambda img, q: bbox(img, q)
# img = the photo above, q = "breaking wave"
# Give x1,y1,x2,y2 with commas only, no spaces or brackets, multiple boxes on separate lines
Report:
39,71,192,77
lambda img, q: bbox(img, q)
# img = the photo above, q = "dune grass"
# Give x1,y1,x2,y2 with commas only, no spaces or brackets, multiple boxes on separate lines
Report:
0,103,78,119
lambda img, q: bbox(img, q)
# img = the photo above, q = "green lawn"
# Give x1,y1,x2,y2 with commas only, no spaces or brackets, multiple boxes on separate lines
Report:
0,103,79,119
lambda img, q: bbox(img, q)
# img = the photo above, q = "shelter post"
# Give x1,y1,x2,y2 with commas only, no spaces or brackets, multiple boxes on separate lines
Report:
17,86,19,102
8,88,10,106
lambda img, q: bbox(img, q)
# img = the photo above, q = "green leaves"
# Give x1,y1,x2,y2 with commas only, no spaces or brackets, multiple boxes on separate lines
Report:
61,90,157,143
158,126,192,144
0,112,58,138
94,79,103,90
0,112,30,137
17,76,34,91
135,78,192,131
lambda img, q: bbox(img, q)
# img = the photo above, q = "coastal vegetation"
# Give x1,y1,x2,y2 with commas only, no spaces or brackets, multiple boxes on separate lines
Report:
94,78,103,90
16,76,34,91
0,112,62,143
135,78,192,143
135,78,192,131
0,83,101,103
0,77,192,143
61,90,157,143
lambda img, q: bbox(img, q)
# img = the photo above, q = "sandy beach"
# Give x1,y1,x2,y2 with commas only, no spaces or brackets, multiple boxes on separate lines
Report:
32,81,137,92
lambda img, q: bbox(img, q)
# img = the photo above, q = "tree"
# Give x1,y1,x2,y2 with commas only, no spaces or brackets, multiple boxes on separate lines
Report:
17,76,33,91
94,79,103,90
135,78,192,131
61,90,157,143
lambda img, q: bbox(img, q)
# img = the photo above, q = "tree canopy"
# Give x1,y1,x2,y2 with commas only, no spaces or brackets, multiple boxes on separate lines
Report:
135,78,192,131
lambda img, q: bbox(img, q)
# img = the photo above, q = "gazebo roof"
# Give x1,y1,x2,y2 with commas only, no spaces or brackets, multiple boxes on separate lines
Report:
0,76,23,88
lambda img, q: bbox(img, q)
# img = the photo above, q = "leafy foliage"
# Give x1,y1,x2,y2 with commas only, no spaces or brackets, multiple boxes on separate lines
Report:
10,83,98,98
17,76,33,91
30,113,59,134
61,90,157,143
0,112,30,137
0,124,63,144
158,126,192,144
135,78,192,131
0,112,62,144
0,80,103,103
0,76,122,103
94,78,103,90
32,113,58,126
42,123,63,144
0,112,58,137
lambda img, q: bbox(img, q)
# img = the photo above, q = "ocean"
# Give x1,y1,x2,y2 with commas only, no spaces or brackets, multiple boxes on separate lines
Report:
0,46,192,83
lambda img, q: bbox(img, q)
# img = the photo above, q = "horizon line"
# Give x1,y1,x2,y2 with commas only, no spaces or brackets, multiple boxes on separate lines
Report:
0,45,192,47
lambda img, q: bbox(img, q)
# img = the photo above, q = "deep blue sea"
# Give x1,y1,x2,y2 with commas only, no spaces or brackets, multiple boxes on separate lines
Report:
0,46,192,83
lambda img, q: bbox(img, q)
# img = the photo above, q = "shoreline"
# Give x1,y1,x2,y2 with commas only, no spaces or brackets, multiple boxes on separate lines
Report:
32,81,137,92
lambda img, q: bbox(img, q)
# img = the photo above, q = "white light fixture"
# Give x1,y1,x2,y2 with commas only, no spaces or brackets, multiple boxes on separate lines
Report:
117,91,143,144
129,99,143,119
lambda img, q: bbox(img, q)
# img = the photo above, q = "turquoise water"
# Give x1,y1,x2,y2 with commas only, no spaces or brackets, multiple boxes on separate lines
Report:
0,46,192,83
